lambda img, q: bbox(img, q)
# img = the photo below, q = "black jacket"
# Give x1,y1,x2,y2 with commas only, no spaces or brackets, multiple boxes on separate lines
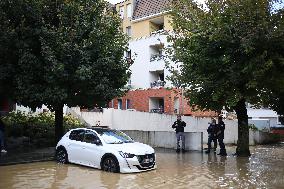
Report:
217,121,225,139
172,120,186,133
0,119,5,132
207,123,218,138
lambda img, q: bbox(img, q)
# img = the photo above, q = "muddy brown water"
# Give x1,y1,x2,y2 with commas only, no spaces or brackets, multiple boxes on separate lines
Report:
0,144,284,189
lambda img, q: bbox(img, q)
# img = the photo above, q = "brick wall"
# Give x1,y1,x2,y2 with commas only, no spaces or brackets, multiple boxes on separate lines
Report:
110,88,217,116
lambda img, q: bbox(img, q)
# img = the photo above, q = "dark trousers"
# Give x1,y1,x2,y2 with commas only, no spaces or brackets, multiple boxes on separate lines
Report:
0,138,2,156
218,138,226,150
0,130,4,150
207,136,217,151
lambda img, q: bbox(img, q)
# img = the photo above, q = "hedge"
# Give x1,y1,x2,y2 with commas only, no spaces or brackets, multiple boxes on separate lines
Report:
2,111,85,147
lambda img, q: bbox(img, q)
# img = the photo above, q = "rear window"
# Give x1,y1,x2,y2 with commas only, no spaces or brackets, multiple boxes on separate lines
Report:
69,130,85,141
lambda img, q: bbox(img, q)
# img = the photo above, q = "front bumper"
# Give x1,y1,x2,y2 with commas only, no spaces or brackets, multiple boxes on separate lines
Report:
119,153,157,173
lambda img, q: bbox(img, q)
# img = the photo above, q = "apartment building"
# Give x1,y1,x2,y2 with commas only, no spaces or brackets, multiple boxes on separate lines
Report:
109,0,216,116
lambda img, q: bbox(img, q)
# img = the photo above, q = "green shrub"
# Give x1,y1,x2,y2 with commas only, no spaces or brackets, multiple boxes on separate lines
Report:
2,111,85,147
248,123,258,131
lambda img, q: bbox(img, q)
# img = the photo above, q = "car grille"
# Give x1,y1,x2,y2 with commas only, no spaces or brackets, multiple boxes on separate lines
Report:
136,153,155,168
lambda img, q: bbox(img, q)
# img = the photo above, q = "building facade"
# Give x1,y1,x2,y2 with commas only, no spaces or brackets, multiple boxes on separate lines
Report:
109,0,216,117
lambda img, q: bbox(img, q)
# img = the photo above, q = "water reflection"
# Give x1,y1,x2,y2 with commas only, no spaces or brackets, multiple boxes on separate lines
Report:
0,144,283,189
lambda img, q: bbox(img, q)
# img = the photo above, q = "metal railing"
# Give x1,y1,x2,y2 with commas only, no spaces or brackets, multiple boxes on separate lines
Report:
150,80,166,88
150,108,164,114
150,54,164,62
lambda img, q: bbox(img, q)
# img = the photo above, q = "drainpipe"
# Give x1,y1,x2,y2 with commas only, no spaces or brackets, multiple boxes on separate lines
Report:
181,88,184,115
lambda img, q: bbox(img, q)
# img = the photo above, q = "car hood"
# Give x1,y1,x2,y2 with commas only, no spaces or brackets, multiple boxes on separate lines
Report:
106,142,154,155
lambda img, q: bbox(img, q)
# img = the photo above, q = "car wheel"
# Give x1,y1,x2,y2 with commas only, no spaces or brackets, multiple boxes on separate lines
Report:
56,148,68,164
102,156,119,173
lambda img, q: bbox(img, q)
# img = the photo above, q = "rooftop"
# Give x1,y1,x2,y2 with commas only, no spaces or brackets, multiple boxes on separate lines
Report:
133,0,171,20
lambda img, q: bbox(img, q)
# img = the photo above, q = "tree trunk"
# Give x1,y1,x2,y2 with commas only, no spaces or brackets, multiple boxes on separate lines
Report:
235,99,251,157
55,104,64,144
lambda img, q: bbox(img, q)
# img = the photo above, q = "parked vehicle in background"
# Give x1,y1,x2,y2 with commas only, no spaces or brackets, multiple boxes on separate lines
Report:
56,127,156,173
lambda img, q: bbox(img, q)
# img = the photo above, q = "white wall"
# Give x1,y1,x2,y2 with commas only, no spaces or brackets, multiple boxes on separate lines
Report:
76,108,238,144
122,130,203,151
247,108,279,126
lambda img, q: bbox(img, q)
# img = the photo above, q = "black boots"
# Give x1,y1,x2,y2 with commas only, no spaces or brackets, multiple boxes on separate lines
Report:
176,149,186,153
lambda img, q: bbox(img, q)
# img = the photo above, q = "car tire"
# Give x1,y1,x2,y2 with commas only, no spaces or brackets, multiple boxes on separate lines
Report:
101,156,119,173
56,147,68,164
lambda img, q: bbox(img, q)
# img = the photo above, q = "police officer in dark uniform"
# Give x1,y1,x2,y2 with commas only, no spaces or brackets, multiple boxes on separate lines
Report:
217,116,227,156
172,115,186,153
205,118,218,154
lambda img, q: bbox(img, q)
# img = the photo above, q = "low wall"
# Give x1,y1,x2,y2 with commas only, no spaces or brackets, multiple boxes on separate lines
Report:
70,107,279,145
71,108,238,144
249,130,282,145
122,130,203,151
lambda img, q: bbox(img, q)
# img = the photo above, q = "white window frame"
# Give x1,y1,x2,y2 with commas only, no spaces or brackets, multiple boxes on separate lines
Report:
118,99,123,109
126,4,132,18
119,6,124,19
126,99,131,109
126,26,131,36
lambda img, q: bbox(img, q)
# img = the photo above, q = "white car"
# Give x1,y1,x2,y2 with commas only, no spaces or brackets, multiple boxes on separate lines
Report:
55,127,156,173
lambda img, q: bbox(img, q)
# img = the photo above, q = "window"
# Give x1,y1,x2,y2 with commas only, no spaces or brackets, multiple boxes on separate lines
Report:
279,116,284,125
69,130,85,141
119,6,124,19
84,130,99,144
159,73,164,81
126,4,132,18
126,99,131,109
111,100,114,108
126,26,131,36
126,50,131,58
94,128,134,144
118,99,123,109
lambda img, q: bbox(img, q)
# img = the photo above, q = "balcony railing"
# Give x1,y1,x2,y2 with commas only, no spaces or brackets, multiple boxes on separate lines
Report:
126,57,134,65
150,54,164,62
150,80,166,88
150,29,168,35
150,108,164,114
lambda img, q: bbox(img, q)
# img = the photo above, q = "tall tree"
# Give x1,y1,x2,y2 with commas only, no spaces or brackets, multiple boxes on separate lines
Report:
0,0,130,142
168,0,284,156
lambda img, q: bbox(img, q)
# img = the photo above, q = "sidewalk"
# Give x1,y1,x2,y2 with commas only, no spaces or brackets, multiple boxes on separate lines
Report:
0,147,55,166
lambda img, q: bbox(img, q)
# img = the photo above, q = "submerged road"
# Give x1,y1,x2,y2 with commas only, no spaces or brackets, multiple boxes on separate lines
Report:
0,144,284,189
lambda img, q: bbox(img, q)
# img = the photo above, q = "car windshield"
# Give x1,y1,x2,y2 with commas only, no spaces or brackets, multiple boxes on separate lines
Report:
94,128,134,144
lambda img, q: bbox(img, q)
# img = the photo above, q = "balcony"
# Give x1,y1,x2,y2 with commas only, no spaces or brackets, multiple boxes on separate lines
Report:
150,54,164,62
150,80,166,88
149,58,165,72
150,29,167,35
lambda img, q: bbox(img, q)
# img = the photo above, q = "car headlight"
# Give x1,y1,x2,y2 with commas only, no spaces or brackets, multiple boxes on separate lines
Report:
119,151,135,158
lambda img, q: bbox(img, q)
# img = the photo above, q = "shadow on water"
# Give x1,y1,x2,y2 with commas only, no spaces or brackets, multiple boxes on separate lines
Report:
0,144,284,189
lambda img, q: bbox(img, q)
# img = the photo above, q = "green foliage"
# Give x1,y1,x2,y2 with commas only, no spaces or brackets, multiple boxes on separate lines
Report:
0,0,130,141
248,124,258,131
168,0,284,112
0,0,130,110
2,111,84,147
168,0,283,156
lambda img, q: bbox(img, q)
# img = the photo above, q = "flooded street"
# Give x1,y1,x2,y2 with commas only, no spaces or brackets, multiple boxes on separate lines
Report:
0,144,284,189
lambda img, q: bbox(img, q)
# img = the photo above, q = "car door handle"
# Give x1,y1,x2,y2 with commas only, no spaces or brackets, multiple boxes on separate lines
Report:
82,147,86,149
